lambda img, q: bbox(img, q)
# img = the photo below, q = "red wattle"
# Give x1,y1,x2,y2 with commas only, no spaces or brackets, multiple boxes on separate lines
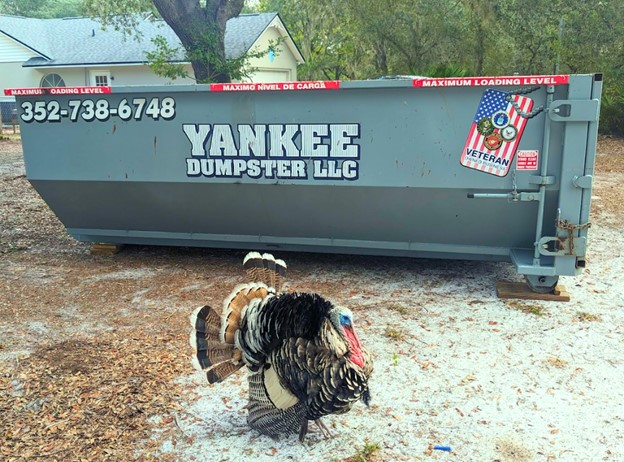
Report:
344,325,364,368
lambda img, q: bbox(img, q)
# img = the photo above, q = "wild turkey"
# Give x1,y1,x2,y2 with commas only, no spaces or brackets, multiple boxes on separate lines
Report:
189,252,373,441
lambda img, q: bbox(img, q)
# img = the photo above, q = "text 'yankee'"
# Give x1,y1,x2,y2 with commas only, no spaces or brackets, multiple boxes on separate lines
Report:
184,123,361,180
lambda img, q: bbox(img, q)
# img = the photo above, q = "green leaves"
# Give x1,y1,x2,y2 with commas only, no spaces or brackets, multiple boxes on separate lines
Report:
145,36,190,81
0,0,84,18
82,0,243,83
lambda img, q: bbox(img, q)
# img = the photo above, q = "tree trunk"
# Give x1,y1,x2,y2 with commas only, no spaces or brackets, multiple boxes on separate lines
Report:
475,23,485,76
374,42,388,76
152,0,244,83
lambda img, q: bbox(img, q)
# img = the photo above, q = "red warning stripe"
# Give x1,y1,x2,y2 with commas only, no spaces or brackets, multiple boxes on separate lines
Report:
210,81,341,92
412,75,570,88
3,76,570,96
4,86,112,96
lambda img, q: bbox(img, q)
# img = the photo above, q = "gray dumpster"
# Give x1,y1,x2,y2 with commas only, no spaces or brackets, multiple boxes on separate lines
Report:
8,74,601,292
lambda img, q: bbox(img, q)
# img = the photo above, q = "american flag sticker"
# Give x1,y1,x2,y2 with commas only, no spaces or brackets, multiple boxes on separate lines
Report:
461,89,534,177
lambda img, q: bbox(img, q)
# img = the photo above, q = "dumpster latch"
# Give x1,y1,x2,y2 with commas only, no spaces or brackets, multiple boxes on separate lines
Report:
467,191,539,201
548,99,600,122
538,218,591,256
572,175,593,189
529,175,556,186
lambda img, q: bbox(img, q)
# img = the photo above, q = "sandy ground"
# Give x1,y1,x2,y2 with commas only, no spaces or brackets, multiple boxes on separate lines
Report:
1,136,623,461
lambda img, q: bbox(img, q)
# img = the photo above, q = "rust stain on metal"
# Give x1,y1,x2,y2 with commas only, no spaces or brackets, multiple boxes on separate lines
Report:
556,218,591,255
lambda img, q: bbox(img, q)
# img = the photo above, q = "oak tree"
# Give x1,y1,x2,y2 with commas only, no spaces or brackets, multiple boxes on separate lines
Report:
83,0,245,83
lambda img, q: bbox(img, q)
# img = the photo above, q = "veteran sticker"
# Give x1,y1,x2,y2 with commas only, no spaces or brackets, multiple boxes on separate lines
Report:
460,88,535,177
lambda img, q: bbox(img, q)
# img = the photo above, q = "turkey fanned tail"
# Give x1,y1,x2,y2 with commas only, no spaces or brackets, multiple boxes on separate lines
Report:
189,304,245,383
243,251,287,292
189,251,373,441
189,281,272,384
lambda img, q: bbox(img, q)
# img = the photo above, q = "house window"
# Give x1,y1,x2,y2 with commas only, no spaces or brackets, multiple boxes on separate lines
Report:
40,73,66,87
90,70,111,87
94,75,108,86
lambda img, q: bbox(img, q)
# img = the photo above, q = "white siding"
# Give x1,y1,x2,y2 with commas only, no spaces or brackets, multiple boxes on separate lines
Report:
31,66,191,87
0,62,41,93
243,25,298,82
252,69,291,83
0,33,38,63
98,64,196,86
32,68,86,87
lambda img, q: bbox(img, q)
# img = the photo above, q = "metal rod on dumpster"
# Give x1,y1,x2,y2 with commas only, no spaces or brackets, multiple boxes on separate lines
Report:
467,192,539,201
467,193,512,199
533,85,556,264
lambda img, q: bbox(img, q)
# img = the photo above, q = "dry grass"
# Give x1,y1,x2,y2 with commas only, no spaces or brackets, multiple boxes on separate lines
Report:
504,300,547,316
545,356,569,368
384,326,406,341
386,304,410,315
576,311,602,322
342,441,382,462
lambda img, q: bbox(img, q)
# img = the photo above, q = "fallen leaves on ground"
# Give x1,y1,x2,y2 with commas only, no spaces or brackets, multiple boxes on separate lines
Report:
0,328,191,461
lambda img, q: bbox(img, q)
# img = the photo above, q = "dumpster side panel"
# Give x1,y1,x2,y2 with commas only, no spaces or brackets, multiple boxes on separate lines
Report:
30,180,539,258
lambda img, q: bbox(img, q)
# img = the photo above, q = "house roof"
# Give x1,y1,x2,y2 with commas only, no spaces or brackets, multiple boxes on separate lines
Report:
0,12,303,67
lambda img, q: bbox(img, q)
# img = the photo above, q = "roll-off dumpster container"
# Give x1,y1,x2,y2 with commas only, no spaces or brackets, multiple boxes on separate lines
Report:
7,74,602,292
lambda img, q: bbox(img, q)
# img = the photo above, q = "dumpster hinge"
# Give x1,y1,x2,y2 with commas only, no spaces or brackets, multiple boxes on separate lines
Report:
572,175,593,189
529,175,556,186
548,99,600,122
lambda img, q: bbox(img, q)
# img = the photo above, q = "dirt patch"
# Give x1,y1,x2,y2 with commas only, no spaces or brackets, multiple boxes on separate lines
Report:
593,136,624,226
494,438,533,462
0,330,189,461
595,136,624,173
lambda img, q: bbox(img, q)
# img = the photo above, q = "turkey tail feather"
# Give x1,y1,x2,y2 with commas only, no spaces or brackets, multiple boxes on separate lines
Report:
243,251,287,292
262,253,277,289
243,251,265,284
190,280,274,384
274,258,287,292
222,283,270,343
189,304,244,382
206,361,245,384
190,305,221,339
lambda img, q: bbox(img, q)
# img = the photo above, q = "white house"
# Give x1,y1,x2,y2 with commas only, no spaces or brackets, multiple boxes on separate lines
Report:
0,12,304,122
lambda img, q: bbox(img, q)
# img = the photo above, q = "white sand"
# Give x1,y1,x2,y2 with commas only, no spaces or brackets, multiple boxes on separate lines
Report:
169,222,623,461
